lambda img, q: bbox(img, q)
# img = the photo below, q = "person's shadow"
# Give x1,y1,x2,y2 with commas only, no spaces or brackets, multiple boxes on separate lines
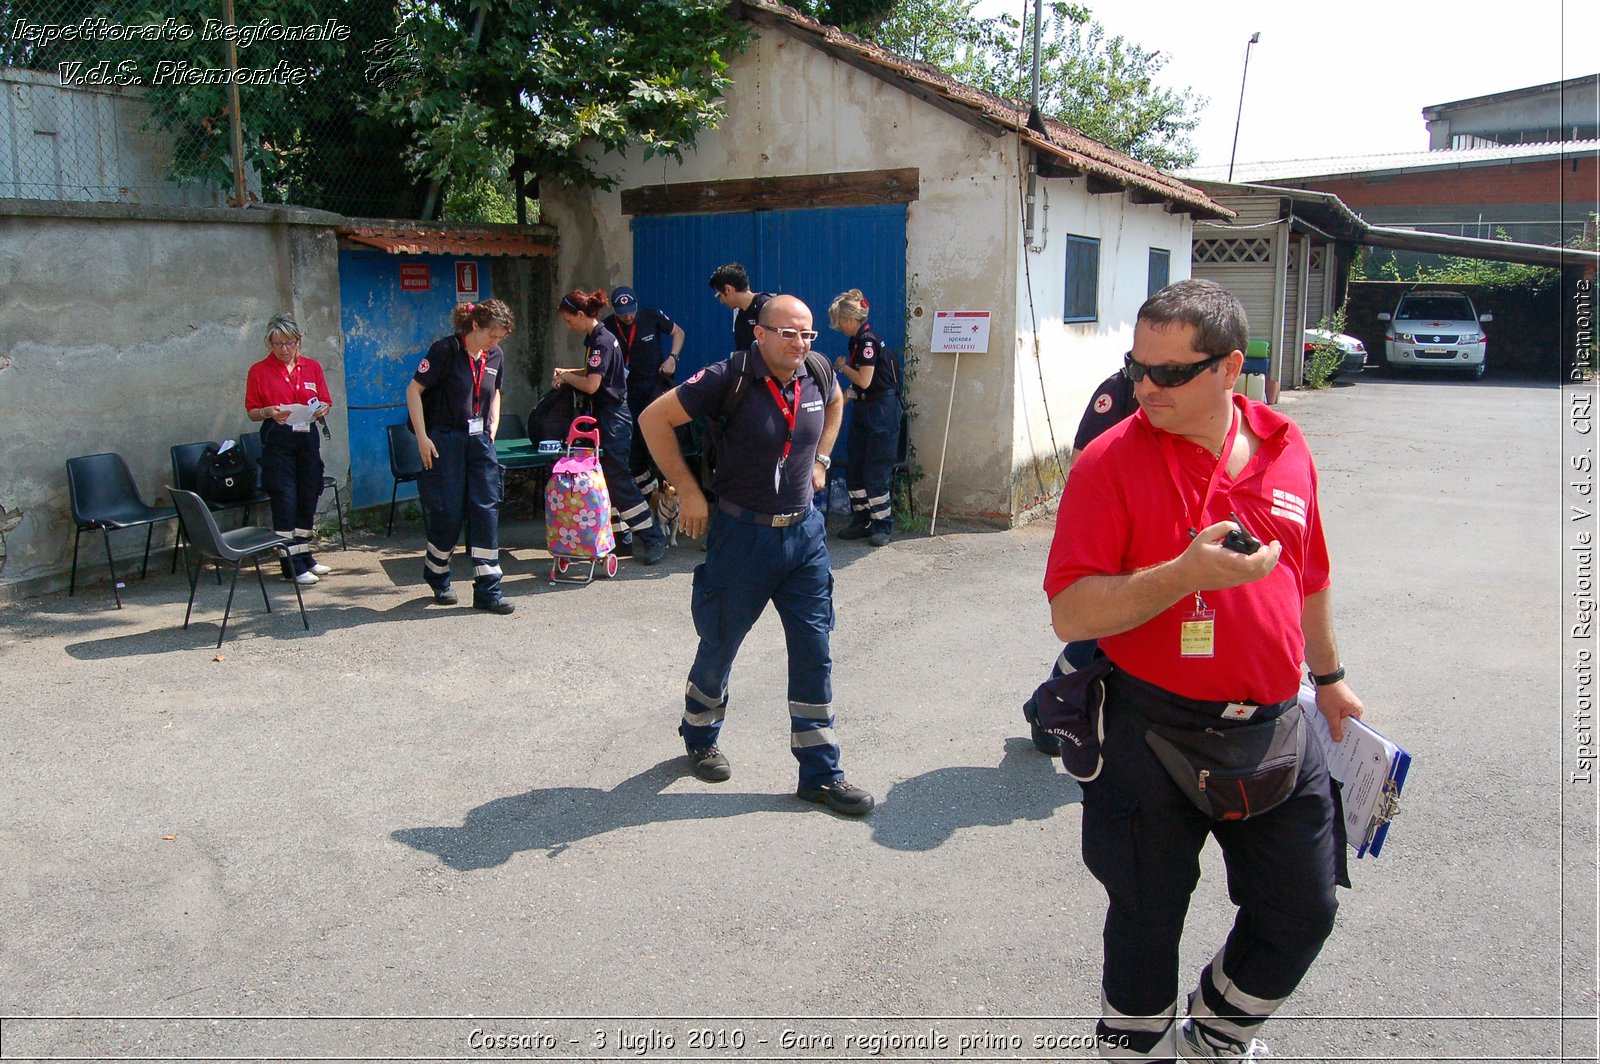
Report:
391,738,1082,870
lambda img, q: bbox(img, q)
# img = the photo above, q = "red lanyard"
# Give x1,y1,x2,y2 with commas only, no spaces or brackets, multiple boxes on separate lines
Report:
469,354,487,416
282,358,301,397
618,320,638,364
1156,409,1241,534
764,376,798,465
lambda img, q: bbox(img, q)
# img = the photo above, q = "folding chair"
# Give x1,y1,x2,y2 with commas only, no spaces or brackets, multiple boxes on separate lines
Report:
66,452,179,608
170,488,309,648
386,422,425,536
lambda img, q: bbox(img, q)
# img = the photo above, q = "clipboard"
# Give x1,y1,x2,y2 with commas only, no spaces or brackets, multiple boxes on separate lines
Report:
1298,685,1409,857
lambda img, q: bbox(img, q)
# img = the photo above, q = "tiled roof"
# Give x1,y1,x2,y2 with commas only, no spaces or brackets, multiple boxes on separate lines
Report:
338,222,557,258
738,1,1229,219
1180,140,1600,184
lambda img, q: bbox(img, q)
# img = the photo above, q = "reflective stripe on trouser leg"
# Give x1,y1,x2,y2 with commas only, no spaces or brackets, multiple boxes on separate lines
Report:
847,488,868,520
856,396,898,533
463,433,502,600
633,469,659,497
1184,947,1290,1045
867,492,892,522
1096,997,1176,1060
680,680,728,749
417,430,468,591
596,404,662,545
772,509,838,787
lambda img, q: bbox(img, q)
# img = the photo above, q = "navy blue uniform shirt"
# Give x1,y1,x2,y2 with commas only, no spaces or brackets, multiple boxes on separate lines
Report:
602,306,678,395
731,292,773,355
581,324,628,409
677,347,837,514
847,324,897,399
1073,369,1138,451
414,334,503,432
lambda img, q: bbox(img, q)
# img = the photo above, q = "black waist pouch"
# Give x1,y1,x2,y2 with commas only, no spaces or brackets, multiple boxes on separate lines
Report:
1143,707,1304,821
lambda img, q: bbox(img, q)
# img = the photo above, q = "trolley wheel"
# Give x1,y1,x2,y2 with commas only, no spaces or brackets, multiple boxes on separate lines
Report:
549,561,560,582
602,553,619,578
556,557,571,574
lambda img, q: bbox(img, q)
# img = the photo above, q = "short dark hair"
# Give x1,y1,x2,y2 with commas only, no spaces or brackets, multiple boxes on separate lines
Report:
708,262,750,293
1137,279,1248,357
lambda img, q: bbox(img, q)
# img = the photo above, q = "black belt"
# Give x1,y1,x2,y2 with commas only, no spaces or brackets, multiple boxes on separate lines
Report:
1108,667,1295,728
717,500,811,527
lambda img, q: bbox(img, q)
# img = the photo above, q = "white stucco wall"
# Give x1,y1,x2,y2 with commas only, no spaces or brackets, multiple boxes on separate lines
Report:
540,25,1194,522
1011,180,1192,512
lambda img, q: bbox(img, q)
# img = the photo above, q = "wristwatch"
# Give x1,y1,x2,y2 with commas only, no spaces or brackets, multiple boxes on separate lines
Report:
1310,665,1346,687
814,453,831,470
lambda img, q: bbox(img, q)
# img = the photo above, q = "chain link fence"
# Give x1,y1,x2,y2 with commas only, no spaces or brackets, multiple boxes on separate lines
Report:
0,0,494,217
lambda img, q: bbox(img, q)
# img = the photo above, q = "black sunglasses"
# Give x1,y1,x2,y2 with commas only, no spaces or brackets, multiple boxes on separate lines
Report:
1122,351,1228,389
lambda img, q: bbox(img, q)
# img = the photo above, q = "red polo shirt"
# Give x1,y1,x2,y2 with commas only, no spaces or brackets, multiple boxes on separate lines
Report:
1043,393,1331,704
245,354,332,412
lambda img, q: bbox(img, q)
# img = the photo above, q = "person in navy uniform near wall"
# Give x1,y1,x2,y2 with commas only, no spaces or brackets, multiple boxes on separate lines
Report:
827,289,900,547
554,289,670,565
708,262,772,354
1044,279,1364,1062
637,294,874,816
405,299,515,615
601,285,686,503
245,313,333,586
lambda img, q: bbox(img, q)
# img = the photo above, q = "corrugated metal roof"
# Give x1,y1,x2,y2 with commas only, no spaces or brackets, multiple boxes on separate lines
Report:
338,224,556,258
1180,140,1600,184
738,1,1230,220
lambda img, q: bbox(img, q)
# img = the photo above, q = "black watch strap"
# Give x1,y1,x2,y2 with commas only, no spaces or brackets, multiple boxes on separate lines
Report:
1310,666,1346,687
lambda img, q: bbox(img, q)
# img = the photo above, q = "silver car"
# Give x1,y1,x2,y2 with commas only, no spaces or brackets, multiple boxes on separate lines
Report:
1303,328,1367,380
1379,291,1492,379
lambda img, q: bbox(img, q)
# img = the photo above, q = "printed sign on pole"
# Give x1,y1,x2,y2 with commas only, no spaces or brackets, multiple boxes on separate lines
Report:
931,310,991,353
399,263,431,292
455,261,480,301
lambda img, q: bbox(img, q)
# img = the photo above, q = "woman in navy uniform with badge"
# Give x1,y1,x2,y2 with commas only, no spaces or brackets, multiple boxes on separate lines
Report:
553,289,670,565
602,285,685,501
828,289,900,547
405,299,515,614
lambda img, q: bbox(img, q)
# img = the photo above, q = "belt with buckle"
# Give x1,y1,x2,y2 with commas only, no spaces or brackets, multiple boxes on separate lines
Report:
717,500,811,527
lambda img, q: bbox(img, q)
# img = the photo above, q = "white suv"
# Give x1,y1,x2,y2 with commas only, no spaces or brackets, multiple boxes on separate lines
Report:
1378,291,1492,378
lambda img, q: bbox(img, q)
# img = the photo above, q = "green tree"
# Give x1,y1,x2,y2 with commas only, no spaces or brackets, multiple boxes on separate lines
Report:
862,0,1203,170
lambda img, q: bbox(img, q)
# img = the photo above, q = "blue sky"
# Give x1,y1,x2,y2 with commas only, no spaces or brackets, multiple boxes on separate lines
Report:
974,0,1595,167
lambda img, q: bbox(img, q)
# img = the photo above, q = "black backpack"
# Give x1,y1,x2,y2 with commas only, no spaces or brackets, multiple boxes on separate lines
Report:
197,442,257,504
698,348,833,493
530,384,591,445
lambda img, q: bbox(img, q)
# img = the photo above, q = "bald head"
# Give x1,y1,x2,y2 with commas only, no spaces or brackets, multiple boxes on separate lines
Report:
752,294,815,382
758,293,808,326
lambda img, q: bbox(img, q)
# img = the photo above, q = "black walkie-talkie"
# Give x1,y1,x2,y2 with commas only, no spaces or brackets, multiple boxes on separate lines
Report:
1220,511,1261,555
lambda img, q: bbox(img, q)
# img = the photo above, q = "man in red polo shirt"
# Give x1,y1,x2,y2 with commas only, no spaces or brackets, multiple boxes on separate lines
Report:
1043,280,1363,1062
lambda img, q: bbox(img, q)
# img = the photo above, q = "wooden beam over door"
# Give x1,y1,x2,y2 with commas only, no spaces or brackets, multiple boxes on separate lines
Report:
620,167,920,217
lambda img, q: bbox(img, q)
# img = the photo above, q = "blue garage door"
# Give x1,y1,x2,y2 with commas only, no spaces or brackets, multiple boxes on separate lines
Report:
339,251,492,509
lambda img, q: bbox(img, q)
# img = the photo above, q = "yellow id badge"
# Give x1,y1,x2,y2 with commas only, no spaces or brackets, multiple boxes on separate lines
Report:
1180,608,1217,658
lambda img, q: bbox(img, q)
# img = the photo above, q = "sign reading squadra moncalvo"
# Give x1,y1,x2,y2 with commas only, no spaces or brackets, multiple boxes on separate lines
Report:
931,310,991,354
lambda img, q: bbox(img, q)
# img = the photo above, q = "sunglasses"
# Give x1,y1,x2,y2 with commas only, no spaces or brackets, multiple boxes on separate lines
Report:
1122,351,1227,388
764,327,819,343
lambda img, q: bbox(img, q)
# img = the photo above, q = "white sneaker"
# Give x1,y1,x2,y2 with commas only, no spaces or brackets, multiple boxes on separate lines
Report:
309,563,332,576
293,571,319,586
1178,1019,1271,1061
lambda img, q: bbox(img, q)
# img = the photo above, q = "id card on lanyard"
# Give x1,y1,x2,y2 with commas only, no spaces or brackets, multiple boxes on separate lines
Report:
1158,412,1240,659
764,376,798,495
467,353,487,435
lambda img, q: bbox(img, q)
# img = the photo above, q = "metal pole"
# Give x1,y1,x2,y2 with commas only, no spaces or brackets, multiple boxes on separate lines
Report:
928,352,960,536
1226,32,1260,183
222,0,246,207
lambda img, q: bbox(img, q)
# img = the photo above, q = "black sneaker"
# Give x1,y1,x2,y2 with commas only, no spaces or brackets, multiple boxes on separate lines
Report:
614,536,634,557
868,530,892,547
687,746,731,782
637,537,669,565
433,587,459,606
837,523,871,541
1022,695,1062,755
473,598,514,615
797,778,875,816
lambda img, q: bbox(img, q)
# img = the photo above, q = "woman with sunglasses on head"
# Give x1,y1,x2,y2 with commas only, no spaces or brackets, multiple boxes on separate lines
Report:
406,298,516,614
553,289,670,566
245,314,334,585
828,289,901,547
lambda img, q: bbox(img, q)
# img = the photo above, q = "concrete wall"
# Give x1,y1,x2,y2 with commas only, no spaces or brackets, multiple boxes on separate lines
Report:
540,26,1191,522
1012,180,1191,515
0,200,345,600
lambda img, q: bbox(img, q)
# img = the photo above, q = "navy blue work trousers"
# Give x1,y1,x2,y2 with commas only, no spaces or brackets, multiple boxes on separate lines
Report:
417,429,503,602
845,393,899,533
1081,670,1345,1059
678,507,841,787
259,422,323,577
596,403,663,546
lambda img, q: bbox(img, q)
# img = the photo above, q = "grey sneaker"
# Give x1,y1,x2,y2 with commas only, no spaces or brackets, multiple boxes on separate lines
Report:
797,778,875,816
1177,1019,1271,1061
687,746,731,782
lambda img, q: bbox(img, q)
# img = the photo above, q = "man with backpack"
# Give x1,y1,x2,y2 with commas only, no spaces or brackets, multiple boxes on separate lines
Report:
637,295,874,817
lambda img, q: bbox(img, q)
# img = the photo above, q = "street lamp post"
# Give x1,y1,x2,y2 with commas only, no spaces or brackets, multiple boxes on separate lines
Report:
1227,32,1261,183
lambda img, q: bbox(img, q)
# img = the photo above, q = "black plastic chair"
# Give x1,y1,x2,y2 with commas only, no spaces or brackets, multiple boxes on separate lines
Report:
497,412,527,441
239,429,347,550
387,422,425,536
170,488,309,648
66,453,179,608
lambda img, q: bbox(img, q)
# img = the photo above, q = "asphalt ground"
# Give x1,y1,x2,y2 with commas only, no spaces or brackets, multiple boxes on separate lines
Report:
0,373,1591,1062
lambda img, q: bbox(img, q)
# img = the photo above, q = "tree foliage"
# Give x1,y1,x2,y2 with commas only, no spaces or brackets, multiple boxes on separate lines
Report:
860,0,1203,171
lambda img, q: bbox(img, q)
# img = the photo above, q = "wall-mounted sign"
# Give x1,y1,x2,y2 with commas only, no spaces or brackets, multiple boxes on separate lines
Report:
455,261,480,301
399,263,431,292
931,310,991,353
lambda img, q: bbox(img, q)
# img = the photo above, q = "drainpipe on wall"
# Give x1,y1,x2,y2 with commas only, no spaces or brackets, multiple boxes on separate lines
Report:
1023,0,1043,252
